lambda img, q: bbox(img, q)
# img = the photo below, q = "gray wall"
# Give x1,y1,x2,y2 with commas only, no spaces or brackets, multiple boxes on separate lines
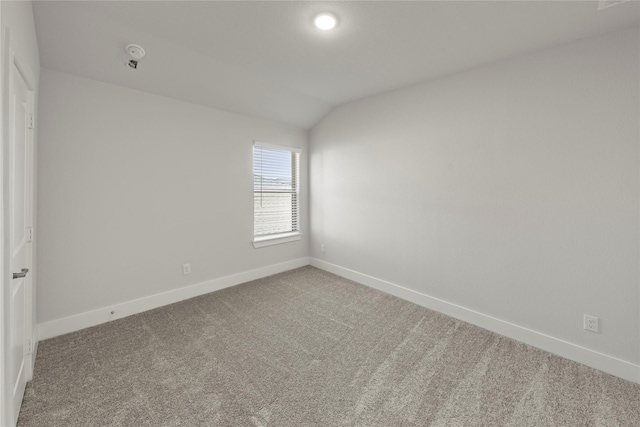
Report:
310,27,640,364
37,69,308,323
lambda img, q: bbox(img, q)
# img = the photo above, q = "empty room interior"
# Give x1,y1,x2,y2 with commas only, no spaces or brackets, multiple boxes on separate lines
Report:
1,0,640,425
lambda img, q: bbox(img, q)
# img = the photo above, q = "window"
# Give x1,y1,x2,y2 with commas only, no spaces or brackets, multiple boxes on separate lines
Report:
253,143,301,248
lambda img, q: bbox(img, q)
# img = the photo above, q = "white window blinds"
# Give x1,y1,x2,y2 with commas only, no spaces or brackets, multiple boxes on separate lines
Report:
253,144,300,238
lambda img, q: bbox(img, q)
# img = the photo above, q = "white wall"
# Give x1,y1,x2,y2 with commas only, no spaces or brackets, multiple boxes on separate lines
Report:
37,69,308,324
310,27,640,365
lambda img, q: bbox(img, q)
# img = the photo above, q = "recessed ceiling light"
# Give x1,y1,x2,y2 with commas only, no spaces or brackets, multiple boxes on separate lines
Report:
314,13,337,30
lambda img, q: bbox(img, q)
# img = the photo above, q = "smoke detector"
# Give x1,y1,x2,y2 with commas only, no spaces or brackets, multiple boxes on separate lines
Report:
125,44,145,59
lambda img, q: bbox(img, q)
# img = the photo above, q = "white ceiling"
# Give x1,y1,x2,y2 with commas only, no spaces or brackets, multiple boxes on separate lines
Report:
33,0,640,129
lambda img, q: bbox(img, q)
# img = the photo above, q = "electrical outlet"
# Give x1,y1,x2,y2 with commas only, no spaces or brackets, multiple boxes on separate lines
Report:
183,263,191,275
320,244,325,253
584,314,599,333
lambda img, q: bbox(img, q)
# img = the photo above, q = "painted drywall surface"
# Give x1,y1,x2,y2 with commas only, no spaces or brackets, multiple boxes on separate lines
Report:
37,69,308,323
310,27,640,363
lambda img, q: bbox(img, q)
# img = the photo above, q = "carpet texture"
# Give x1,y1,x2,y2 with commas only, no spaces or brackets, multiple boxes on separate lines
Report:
18,266,640,426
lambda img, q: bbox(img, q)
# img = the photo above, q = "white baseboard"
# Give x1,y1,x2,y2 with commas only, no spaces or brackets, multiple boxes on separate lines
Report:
37,257,311,341
36,256,639,384
310,258,640,385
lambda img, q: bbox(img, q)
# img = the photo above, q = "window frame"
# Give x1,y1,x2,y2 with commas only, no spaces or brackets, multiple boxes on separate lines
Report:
252,142,302,248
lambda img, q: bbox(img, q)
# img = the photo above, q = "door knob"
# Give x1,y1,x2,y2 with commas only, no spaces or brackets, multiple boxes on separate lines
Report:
13,268,28,279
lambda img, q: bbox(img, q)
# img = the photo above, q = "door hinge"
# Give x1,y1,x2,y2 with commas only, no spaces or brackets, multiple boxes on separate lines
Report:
26,339,33,355
27,227,34,242
28,114,35,129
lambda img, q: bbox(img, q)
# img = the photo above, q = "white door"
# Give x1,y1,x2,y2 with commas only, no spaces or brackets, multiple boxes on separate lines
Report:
7,57,33,425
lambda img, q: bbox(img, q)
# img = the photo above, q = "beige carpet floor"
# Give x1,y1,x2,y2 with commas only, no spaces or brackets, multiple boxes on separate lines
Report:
18,266,640,426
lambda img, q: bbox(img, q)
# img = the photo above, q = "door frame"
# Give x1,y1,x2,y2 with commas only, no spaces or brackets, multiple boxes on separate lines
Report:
1,26,37,427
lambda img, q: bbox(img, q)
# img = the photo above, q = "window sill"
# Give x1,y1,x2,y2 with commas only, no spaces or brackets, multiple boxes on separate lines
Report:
253,232,302,248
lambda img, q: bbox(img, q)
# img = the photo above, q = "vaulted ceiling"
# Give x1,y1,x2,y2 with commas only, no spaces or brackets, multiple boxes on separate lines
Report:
33,1,639,129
